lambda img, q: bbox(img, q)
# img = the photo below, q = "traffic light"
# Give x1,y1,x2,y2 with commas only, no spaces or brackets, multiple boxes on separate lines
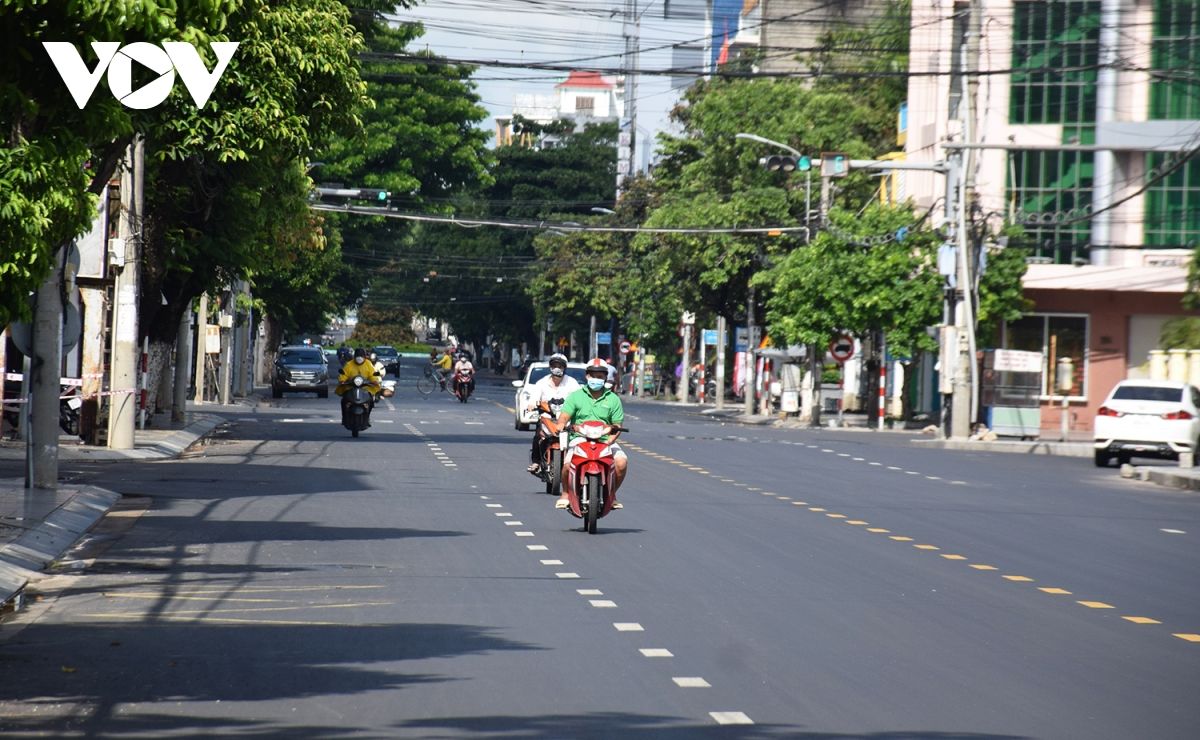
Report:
359,188,390,203
758,154,811,173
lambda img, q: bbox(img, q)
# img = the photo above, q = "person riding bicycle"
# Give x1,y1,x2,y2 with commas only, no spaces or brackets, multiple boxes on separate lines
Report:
433,348,453,390
526,353,580,475
555,358,626,510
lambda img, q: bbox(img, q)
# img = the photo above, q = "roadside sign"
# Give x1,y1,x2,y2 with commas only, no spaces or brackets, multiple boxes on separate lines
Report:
702,329,718,345
829,334,854,363
681,311,696,325
596,331,612,345
620,340,631,354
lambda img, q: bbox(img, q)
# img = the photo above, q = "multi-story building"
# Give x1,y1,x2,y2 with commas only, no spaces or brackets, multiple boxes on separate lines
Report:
903,0,1198,434
494,71,625,147
709,0,890,72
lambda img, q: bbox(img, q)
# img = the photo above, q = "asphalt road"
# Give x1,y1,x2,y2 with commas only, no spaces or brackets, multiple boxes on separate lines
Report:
1,365,1198,739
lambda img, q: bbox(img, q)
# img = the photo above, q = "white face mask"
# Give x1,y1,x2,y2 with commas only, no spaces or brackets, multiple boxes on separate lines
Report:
354,357,364,364
550,367,564,377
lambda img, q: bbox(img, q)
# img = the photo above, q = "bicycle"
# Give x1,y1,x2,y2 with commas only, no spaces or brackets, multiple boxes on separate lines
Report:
416,364,449,396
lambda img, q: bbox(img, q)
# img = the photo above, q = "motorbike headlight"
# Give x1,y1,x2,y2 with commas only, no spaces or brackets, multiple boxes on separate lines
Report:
353,376,364,387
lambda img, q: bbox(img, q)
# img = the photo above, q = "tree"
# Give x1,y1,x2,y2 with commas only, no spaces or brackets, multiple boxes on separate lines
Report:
360,121,618,350
318,22,495,345
757,204,943,358
0,0,236,326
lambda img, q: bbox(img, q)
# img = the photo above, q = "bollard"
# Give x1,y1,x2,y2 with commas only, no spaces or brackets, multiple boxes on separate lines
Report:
1180,452,1195,469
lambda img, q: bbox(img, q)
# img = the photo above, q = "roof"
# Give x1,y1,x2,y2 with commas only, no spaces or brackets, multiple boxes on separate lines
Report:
1021,264,1190,293
556,70,614,90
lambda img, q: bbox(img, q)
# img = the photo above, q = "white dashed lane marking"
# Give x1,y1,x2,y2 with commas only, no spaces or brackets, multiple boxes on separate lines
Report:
710,712,754,725
577,589,603,596
590,600,618,608
640,648,673,657
673,677,711,688
614,623,644,632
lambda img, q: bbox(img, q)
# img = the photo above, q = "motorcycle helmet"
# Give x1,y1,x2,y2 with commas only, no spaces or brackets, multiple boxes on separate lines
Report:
353,347,366,364
548,353,567,377
585,358,609,391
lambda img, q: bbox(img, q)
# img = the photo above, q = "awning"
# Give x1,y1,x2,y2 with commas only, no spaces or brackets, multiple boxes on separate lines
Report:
1021,264,1190,293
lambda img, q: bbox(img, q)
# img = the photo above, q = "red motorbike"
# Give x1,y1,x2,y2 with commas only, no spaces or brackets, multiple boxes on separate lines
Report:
453,369,474,403
560,420,627,534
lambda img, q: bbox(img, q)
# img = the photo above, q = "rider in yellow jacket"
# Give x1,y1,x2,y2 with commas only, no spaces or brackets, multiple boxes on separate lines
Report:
336,348,381,426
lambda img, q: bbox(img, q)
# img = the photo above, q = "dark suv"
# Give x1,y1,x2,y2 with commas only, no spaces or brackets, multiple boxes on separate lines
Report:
373,345,401,376
272,346,329,398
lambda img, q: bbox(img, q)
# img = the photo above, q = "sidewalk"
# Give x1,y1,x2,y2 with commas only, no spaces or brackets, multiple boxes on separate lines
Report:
0,404,231,610
632,395,1200,492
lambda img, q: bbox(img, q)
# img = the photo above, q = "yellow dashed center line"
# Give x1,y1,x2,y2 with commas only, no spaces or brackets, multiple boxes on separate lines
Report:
914,544,940,550
867,527,889,533
970,564,999,571
889,536,914,542
941,554,968,560
1078,601,1115,609
1173,633,1200,642
1003,575,1035,582
1123,616,1161,624
1038,587,1071,594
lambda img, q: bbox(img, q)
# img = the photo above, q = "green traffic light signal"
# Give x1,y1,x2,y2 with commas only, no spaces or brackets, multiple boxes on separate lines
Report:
797,155,811,171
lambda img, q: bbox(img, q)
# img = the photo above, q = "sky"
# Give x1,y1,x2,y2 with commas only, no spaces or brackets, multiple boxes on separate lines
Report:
392,0,710,160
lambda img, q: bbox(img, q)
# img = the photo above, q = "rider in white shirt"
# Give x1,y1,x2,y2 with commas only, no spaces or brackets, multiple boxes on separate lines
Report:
526,353,580,474
452,354,475,395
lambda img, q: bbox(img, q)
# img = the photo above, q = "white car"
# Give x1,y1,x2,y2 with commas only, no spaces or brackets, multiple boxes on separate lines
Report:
1093,379,1200,467
511,361,589,431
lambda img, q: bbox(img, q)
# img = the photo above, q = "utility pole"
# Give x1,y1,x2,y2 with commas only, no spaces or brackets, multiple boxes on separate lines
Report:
743,281,756,417
108,137,143,450
678,319,692,403
172,304,190,422
29,246,64,488
616,0,640,195
1090,0,1121,266
219,291,232,405
715,316,726,410
193,293,208,403
949,3,981,439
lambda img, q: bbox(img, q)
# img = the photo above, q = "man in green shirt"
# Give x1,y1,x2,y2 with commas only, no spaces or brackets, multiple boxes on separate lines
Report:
555,358,627,510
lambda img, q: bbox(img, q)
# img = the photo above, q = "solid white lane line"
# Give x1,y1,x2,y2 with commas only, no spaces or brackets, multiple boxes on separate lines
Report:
710,712,754,725
673,677,711,688
640,648,673,657
614,623,644,631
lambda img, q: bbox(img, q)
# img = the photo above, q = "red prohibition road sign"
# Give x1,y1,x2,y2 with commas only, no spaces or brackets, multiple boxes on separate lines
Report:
829,335,855,363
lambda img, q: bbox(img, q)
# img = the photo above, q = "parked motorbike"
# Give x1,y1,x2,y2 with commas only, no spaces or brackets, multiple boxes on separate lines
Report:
59,385,82,436
534,399,566,495
689,370,718,403
453,369,474,403
342,375,375,437
560,420,627,534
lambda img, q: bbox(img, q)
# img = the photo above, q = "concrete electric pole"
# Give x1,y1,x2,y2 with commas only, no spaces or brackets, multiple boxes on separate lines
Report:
108,137,143,450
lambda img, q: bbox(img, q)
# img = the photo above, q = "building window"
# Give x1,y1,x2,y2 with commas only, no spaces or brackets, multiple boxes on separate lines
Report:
1009,148,1094,261
1145,154,1200,247
575,96,595,114
1151,0,1200,120
1009,1,1101,124
1002,314,1089,397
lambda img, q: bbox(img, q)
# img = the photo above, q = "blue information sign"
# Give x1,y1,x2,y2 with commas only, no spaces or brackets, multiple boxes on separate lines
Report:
703,329,719,345
595,332,612,345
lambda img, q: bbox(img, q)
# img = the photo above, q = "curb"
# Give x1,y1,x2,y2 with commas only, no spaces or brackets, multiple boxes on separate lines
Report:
1141,467,1200,491
0,486,122,607
914,438,1093,458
